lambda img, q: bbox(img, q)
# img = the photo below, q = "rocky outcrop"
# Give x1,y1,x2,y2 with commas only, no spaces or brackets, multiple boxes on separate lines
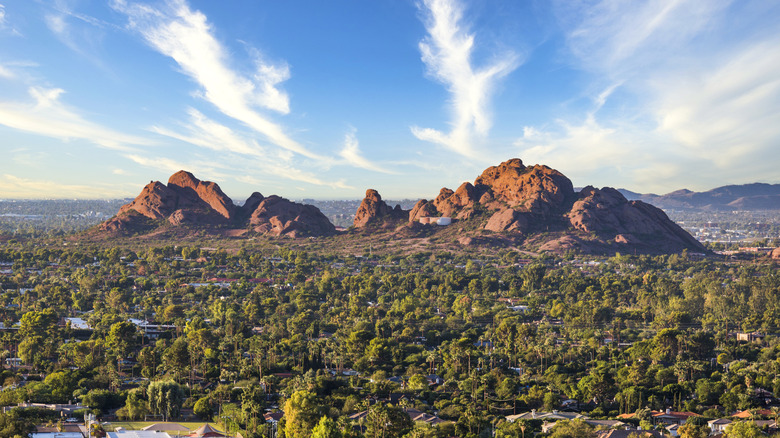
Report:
568,186,705,252
100,171,336,238
413,158,577,222
117,181,179,220
474,159,575,214
353,189,406,228
409,200,438,222
392,158,706,254
484,208,527,233
435,182,481,218
771,247,780,260
250,195,336,237
167,170,236,220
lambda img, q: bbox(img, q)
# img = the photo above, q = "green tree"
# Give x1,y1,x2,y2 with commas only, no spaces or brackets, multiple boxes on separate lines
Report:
549,420,596,438
365,403,413,438
162,338,190,382
107,321,138,358
311,416,342,438
122,388,148,421
147,380,185,421
678,422,710,438
724,421,762,438
282,390,322,438
194,396,213,420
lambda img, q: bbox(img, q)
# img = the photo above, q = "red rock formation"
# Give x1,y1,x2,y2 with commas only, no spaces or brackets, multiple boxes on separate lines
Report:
353,189,407,228
484,209,527,232
167,170,235,220
117,181,179,220
408,200,438,222
435,182,480,217
474,159,575,214
772,247,780,259
249,195,335,237
100,171,336,237
568,186,704,252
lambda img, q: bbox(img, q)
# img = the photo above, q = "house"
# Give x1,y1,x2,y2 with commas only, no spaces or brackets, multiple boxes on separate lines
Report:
736,332,765,342
64,318,91,330
596,430,665,438
263,412,283,423
708,419,732,435
732,409,773,419
652,409,701,425
108,430,172,438
406,410,446,425
506,410,589,422
188,424,225,437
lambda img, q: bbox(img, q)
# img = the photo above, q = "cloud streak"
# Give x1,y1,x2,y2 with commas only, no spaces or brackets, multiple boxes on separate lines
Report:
111,0,321,159
516,0,780,192
0,86,151,150
338,129,393,174
411,0,519,157
0,174,133,199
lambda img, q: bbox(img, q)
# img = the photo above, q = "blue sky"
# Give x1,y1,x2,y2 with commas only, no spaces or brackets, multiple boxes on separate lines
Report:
0,0,778,200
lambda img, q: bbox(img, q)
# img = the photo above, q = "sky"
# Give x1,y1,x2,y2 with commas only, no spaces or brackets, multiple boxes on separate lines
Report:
0,0,779,200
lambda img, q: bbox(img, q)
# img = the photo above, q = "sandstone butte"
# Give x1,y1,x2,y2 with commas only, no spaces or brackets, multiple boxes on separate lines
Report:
353,158,706,254
100,170,335,238
99,160,707,255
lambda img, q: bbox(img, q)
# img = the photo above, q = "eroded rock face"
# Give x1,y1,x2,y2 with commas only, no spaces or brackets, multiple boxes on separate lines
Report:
353,189,407,228
409,200,438,222
394,158,706,254
167,170,235,220
772,247,780,260
485,209,527,233
435,182,480,217
475,159,575,214
250,195,336,237
118,181,179,220
569,186,705,252
100,171,336,237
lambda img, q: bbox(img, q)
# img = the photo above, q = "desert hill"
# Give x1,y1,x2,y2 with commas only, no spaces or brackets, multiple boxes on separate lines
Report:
619,183,780,211
353,158,705,254
97,161,705,255
100,170,335,238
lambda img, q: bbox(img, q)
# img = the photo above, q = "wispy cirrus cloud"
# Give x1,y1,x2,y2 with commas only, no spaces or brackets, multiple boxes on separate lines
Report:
43,0,115,69
411,0,519,157
518,0,780,191
0,86,151,150
338,129,393,174
111,0,320,159
152,108,267,157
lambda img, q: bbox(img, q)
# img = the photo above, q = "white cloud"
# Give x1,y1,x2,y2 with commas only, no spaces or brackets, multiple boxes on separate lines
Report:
0,64,14,79
338,129,393,174
0,86,151,150
520,0,780,191
112,0,320,159
558,0,730,77
43,2,114,69
651,39,780,167
411,0,519,157
0,174,132,199
152,108,266,157
124,153,193,175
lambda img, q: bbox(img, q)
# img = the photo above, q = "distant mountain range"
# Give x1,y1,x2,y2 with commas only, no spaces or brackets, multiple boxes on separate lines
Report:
618,183,780,211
